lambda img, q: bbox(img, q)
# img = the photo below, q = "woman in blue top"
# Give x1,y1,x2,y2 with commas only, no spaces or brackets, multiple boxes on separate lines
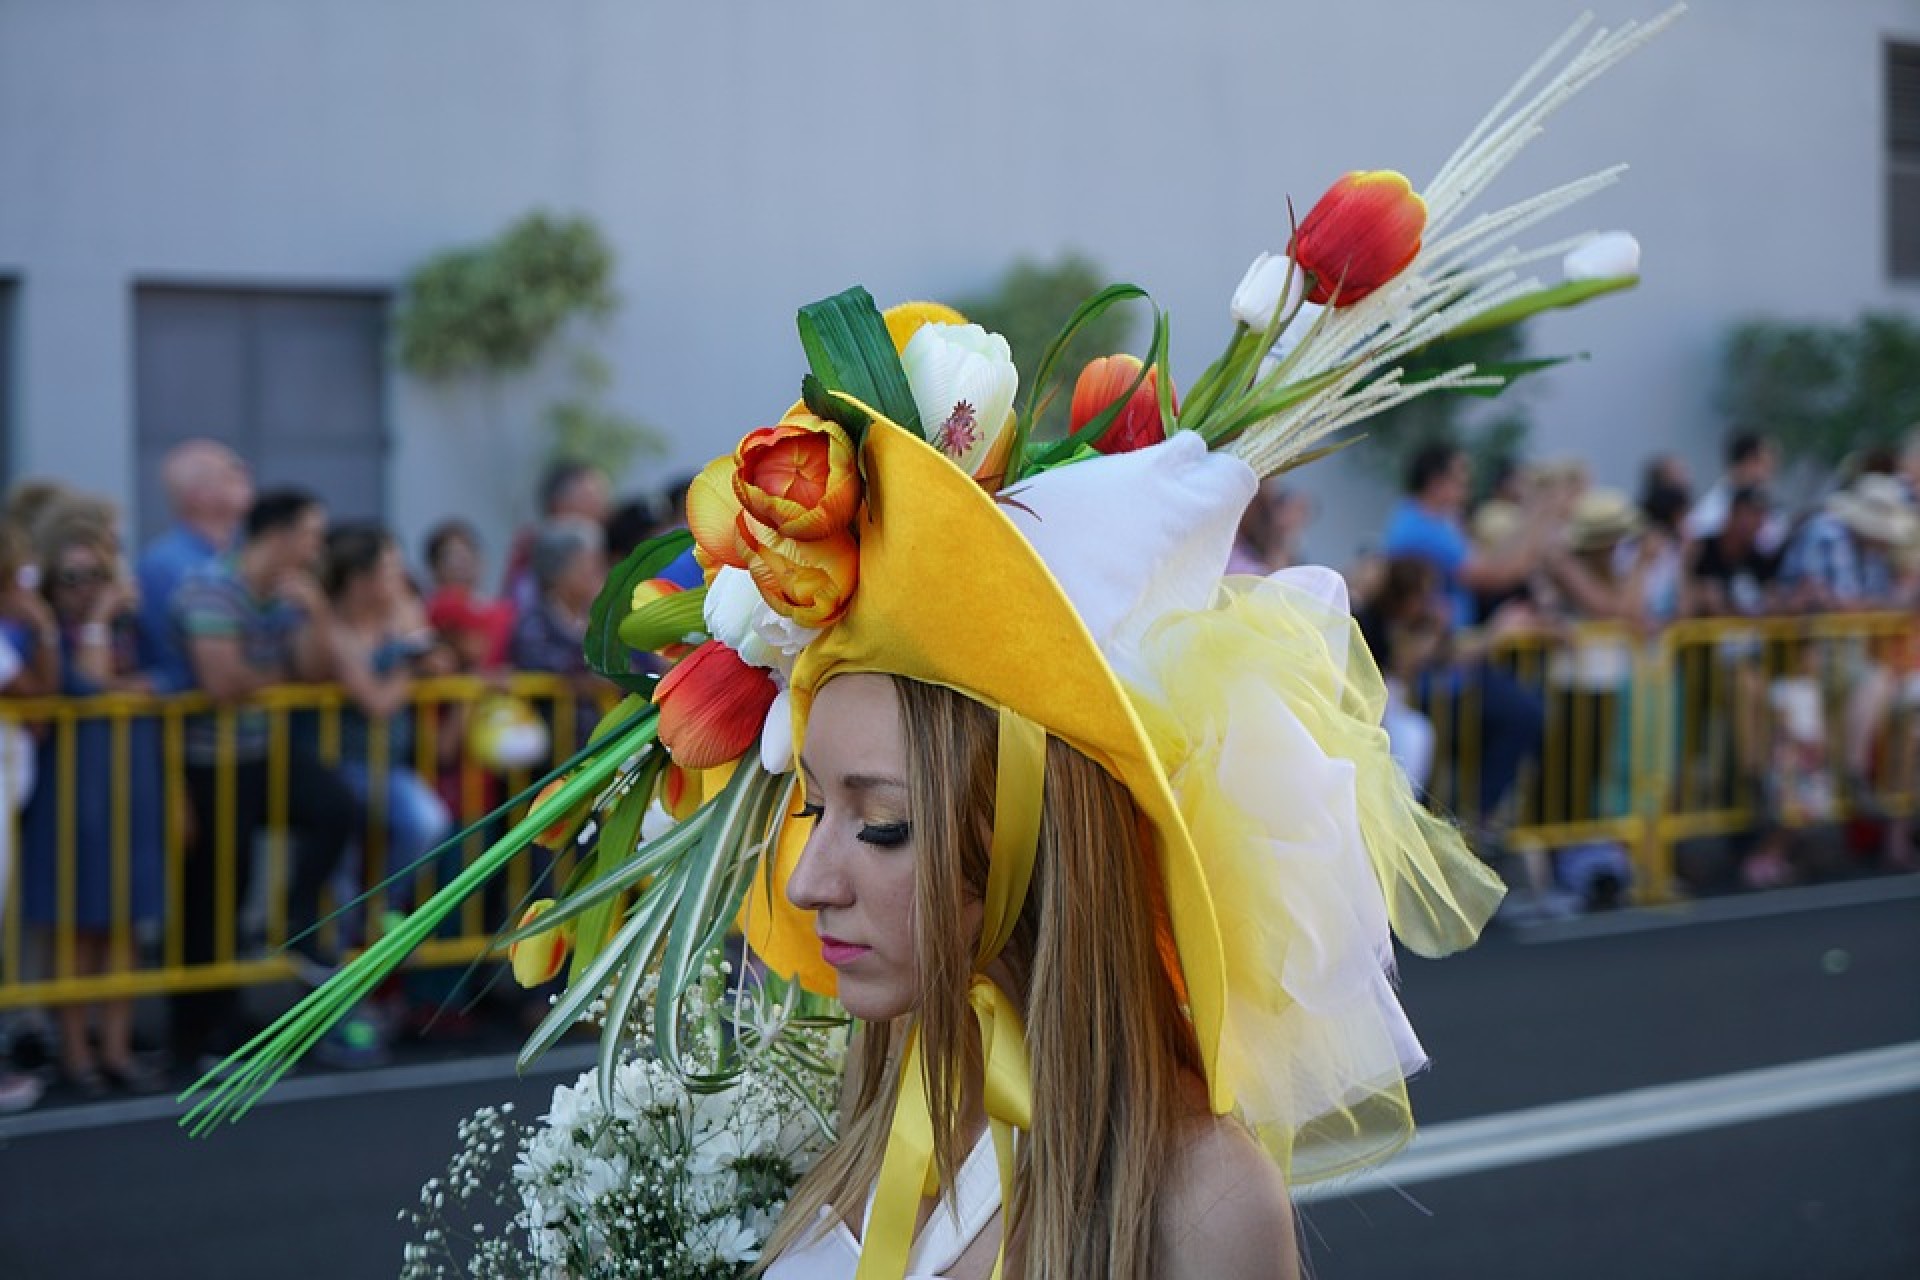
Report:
20,507,166,1095
321,525,455,918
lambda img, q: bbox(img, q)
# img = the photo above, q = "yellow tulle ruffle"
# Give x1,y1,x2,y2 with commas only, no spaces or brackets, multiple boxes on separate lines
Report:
1129,568,1505,1182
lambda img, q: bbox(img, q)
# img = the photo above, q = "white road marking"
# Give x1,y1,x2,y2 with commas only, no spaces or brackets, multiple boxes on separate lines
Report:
1514,873,1920,944
0,1044,597,1141
1296,1040,1920,1202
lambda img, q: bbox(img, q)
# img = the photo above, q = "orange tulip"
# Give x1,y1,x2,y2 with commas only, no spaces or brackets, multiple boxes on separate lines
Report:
732,414,860,542
739,515,860,629
529,775,590,850
509,899,572,988
686,455,750,576
655,639,780,769
1289,170,1428,307
1068,354,1175,455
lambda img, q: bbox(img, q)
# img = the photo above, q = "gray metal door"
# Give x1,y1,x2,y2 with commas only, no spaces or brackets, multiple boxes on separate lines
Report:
133,286,388,540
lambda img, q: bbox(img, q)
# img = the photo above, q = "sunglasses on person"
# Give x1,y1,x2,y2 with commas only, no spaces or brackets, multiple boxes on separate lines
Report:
53,566,113,589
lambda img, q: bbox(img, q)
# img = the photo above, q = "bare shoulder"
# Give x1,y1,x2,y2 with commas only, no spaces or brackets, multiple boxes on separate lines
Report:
1154,1113,1300,1280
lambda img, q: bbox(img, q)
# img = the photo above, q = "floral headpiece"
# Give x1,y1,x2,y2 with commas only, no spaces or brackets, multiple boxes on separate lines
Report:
187,15,1680,1259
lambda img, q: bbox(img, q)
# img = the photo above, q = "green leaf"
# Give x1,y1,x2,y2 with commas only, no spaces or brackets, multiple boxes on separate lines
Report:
796,287,921,440
1010,283,1151,479
181,712,661,1133
617,586,708,654
654,764,786,1077
1023,301,1170,469
1441,275,1638,342
801,373,874,435
518,860,685,1074
585,529,694,692
496,803,708,948
566,777,649,982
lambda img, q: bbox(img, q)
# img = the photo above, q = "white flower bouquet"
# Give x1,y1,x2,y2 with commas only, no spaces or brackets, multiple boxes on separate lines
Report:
401,962,842,1279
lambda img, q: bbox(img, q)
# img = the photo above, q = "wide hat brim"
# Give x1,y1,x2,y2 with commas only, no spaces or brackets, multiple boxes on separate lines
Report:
739,419,1232,1113
1826,489,1920,547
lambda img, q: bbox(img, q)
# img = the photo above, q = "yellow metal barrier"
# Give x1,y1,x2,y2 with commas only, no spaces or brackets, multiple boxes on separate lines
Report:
0,674,612,1010
1,614,1913,1010
1416,612,1915,903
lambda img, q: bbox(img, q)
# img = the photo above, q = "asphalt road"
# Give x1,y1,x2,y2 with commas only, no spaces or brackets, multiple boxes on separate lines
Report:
3,877,1917,1280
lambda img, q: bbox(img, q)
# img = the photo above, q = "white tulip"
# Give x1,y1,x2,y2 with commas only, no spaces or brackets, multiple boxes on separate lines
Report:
900,323,1019,475
759,688,795,775
1259,299,1325,377
1562,231,1641,281
702,566,817,677
1231,252,1308,331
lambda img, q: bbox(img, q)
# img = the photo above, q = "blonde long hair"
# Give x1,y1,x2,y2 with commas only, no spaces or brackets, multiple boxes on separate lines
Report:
761,676,1201,1278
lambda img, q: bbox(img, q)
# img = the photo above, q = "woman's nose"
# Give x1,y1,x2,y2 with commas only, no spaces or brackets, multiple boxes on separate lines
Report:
785,830,850,912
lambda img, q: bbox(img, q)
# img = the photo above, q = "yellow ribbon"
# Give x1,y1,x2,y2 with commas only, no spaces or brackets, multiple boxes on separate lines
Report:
856,979,1032,1280
977,709,1046,968
856,708,1045,1280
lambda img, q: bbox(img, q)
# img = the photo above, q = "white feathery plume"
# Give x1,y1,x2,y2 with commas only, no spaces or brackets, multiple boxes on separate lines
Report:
1230,6,1683,478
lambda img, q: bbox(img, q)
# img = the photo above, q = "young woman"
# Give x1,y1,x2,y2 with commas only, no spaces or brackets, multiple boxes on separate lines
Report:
19,505,167,1095
707,414,1504,1280
764,672,1296,1278
321,524,455,909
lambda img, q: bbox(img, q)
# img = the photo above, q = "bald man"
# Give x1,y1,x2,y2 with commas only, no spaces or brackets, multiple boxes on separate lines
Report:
137,439,254,690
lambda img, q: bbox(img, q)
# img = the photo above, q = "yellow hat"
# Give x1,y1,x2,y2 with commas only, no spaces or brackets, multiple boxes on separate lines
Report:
749,417,1232,1108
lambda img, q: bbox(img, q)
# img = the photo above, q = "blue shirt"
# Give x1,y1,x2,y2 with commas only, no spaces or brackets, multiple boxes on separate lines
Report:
1780,512,1892,606
137,525,227,692
1384,500,1473,626
170,557,305,764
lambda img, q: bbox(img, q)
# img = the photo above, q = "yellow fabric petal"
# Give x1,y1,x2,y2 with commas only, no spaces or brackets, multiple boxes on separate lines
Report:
737,791,838,996
882,300,967,354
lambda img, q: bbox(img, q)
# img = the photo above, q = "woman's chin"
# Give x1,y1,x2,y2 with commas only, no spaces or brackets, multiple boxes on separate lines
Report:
834,978,915,1024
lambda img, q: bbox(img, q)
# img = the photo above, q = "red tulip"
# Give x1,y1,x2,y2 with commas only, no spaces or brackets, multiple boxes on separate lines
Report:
1289,170,1427,307
1068,354,1174,455
655,640,780,769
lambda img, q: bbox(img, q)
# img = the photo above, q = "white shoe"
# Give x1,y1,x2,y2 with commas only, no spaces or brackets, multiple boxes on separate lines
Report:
0,1070,44,1114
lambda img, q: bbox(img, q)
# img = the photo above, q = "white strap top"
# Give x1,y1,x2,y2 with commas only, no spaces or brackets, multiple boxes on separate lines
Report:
764,1129,1003,1279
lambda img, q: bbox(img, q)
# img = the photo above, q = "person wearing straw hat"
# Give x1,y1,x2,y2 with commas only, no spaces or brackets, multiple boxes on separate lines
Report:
1533,488,1651,909
1778,472,1920,849
1779,473,1918,612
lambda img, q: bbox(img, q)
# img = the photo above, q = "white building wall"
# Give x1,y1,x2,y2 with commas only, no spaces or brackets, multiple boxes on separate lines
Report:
2,0,1917,570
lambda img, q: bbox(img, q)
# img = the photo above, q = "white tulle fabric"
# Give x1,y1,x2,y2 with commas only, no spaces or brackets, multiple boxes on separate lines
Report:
999,434,1495,1177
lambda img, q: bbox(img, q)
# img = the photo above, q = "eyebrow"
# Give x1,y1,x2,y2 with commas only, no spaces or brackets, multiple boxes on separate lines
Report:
798,759,908,793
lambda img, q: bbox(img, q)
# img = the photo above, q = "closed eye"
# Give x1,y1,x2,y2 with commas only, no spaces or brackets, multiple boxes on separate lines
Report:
858,822,911,848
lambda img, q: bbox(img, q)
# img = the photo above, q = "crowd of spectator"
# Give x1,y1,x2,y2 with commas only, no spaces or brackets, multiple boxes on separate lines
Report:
1347,428,1920,913
1,426,1917,1113
0,441,695,1113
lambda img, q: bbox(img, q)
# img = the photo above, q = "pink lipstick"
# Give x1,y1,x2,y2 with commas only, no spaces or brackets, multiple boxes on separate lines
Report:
819,936,871,967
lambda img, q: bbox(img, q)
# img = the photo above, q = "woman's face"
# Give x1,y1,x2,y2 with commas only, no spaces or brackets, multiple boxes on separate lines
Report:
373,543,409,609
434,534,479,590
49,544,111,624
554,544,607,613
785,674,925,1021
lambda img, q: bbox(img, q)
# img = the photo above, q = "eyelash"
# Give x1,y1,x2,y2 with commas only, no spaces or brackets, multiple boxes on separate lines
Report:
792,802,911,849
